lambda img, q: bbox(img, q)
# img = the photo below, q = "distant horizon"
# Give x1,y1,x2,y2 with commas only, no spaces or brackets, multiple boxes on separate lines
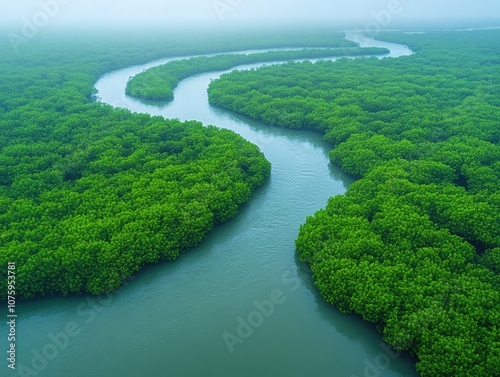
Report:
2,17,500,33
2,0,500,32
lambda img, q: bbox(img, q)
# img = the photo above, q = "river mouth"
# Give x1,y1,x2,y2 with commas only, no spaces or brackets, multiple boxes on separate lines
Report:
17,34,418,377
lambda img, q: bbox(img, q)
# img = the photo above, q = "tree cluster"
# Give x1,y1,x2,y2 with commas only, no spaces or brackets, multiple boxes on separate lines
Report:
0,29,282,299
207,30,500,377
126,47,388,101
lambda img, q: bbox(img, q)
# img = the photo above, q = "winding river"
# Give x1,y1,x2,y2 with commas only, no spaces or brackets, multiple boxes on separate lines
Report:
16,35,418,377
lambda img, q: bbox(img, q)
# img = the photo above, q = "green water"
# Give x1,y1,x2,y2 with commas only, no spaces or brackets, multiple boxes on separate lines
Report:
13,37,419,377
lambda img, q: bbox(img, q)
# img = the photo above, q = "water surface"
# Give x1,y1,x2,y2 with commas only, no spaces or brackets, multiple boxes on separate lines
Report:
15,35,418,377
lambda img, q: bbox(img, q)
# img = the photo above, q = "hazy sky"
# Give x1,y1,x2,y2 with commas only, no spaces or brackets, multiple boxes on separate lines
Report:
2,0,500,28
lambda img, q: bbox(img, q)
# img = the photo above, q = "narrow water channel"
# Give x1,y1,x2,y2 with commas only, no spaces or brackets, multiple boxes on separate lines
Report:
16,35,418,377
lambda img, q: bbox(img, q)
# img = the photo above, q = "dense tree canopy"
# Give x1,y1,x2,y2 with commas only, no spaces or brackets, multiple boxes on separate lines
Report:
207,30,500,377
2,25,499,375
5,28,371,298
126,47,388,101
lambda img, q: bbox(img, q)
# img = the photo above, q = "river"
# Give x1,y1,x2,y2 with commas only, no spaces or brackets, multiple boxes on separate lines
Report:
15,34,418,377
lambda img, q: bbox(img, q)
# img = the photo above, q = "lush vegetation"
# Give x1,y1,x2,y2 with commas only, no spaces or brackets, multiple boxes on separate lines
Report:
126,46,389,101
2,27,367,299
1,27,377,299
208,30,500,377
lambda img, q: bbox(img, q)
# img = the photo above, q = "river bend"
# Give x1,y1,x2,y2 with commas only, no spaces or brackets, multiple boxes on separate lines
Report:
18,34,416,377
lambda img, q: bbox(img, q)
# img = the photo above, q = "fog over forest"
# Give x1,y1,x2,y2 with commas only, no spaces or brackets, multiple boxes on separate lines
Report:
2,0,500,30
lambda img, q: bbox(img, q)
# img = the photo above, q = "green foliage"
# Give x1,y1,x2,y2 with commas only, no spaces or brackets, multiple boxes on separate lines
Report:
207,30,500,377
126,47,389,101
0,28,284,299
